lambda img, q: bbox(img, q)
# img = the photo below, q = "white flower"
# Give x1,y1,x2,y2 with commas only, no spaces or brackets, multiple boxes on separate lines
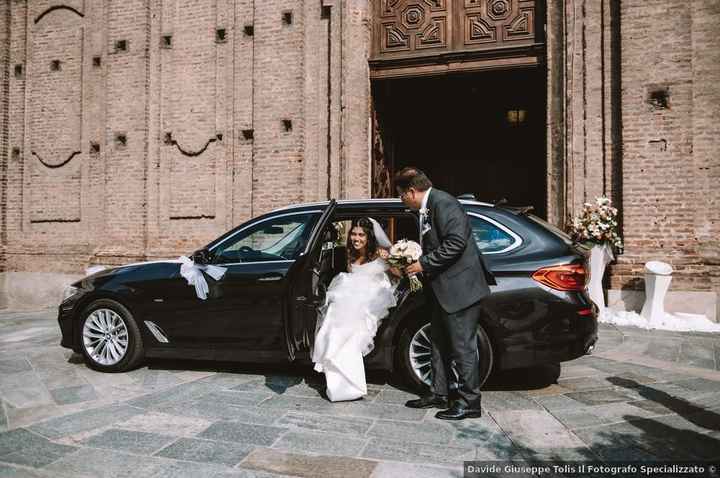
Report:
596,196,611,207
389,239,423,265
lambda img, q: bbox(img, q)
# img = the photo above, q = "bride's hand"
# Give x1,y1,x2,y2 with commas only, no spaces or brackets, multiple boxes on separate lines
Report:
378,248,389,259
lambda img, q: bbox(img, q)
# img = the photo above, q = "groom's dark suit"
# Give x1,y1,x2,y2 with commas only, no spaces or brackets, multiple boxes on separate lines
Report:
418,188,495,407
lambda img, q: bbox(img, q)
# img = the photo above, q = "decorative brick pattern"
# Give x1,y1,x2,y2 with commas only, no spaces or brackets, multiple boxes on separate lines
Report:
0,0,371,274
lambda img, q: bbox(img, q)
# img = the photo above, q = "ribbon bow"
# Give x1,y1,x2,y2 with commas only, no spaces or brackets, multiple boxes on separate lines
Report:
178,256,227,300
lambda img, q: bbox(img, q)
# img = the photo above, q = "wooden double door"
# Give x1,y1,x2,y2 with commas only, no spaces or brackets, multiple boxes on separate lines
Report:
371,0,544,78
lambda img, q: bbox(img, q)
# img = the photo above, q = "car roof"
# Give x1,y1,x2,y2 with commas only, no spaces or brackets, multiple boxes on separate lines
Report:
272,198,495,213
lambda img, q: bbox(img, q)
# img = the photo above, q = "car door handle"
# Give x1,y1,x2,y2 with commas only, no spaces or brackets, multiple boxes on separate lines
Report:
257,274,283,282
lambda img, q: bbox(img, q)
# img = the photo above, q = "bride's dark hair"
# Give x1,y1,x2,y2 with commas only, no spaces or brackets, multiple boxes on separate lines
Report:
346,217,378,268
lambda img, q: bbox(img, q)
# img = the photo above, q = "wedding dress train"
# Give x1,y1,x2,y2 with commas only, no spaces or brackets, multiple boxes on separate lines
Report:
312,258,397,402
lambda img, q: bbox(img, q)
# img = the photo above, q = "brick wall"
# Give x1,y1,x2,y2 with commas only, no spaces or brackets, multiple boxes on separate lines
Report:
564,0,720,299
0,1,8,274
612,0,720,294
1,0,371,276
1,0,718,308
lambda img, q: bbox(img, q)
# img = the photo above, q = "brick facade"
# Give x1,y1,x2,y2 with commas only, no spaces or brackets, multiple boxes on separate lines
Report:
0,0,371,277
561,0,720,301
1,0,718,313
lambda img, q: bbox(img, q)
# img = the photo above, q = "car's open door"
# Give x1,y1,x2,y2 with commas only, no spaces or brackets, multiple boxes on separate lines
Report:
285,199,338,361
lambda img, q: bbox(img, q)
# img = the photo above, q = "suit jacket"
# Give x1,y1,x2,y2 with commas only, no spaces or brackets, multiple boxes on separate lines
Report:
418,188,495,313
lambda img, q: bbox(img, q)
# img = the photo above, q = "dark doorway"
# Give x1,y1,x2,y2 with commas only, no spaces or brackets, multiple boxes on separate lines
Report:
372,67,547,218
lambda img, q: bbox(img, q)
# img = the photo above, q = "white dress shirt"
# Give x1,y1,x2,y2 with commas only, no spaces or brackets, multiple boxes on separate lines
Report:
418,187,432,246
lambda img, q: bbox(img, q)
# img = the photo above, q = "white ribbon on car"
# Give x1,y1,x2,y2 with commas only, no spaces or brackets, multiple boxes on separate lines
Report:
178,256,227,300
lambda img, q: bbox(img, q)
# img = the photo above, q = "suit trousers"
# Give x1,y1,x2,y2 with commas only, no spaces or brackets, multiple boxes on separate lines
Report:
428,289,483,407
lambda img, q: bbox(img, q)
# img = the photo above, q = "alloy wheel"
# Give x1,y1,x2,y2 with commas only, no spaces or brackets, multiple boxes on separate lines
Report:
408,323,463,387
82,308,129,366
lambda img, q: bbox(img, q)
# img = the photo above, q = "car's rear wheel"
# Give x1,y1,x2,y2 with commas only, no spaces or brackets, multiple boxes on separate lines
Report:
396,315,494,393
79,299,144,372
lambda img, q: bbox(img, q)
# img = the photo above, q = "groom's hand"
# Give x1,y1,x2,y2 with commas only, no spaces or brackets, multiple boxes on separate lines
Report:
406,261,423,275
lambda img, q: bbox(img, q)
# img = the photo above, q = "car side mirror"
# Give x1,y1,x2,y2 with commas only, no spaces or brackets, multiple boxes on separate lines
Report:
191,248,212,265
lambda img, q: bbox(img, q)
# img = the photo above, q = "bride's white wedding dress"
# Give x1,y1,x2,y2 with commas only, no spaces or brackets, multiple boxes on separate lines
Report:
312,258,398,402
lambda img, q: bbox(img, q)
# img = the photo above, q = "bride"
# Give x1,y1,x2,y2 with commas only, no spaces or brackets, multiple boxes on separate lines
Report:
312,217,401,402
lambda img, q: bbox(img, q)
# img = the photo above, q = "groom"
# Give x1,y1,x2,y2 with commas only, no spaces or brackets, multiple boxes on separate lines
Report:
397,167,495,420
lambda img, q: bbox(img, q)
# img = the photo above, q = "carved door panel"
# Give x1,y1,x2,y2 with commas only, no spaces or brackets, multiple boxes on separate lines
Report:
459,0,536,50
374,0,453,58
372,0,539,61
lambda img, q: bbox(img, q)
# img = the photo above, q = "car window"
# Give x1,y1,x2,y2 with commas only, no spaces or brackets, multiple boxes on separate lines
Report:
527,214,575,246
212,212,321,264
469,215,518,253
330,214,419,246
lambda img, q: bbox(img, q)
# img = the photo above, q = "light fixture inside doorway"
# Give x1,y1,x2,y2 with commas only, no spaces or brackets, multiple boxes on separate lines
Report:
506,109,527,127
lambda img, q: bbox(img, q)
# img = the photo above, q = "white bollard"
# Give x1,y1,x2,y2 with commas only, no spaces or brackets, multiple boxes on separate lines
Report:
640,261,673,326
587,244,615,309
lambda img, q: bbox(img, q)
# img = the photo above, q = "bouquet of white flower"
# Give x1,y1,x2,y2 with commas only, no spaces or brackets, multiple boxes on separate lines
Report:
387,239,424,292
569,196,623,253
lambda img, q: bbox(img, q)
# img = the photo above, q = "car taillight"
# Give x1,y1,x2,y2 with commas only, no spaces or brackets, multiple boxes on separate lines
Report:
532,264,587,291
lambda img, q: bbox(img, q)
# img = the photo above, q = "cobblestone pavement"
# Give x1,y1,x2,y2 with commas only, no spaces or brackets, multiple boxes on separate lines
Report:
1,308,720,477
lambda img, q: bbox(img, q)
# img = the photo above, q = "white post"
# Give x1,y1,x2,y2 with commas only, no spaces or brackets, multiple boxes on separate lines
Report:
587,243,614,309
641,261,673,326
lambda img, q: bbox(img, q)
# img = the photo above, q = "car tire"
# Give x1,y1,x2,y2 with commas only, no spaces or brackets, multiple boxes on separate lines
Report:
396,315,494,393
78,299,144,372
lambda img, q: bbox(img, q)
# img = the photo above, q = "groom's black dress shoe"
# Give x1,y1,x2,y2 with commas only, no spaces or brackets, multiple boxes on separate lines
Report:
405,394,448,409
435,402,482,420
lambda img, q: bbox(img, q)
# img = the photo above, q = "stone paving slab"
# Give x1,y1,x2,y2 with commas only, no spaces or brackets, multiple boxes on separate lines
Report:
2,309,720,477
276,411,375,437
159,400,282,426
363,437,477,467
273,430,368,457
44,447,169,477
153,437,253,467
366,419,455,445
79,428,177,455
49,385,98,406
27,405,143,440
198,421,287,447
491,410,586,450
114,410,214,437
241,447,379,478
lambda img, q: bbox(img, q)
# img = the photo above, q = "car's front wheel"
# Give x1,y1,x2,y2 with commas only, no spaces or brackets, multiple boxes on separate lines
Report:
396,315,494,392
79,299,144,372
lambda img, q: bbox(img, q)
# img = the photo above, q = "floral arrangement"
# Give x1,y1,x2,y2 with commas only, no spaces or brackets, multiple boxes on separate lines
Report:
569,196,623,252
333,221,347,246
387,239,424,292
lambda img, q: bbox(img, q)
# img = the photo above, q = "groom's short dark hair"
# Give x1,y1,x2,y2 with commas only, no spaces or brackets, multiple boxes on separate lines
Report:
394,167,432,191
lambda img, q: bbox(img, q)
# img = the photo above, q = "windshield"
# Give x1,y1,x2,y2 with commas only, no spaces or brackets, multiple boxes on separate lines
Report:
211,212,321,263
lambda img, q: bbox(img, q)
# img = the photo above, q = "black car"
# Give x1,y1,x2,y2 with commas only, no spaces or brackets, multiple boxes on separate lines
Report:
58,197,598,390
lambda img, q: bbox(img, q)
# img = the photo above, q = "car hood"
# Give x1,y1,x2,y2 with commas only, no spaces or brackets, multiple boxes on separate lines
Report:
75,259,184,287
